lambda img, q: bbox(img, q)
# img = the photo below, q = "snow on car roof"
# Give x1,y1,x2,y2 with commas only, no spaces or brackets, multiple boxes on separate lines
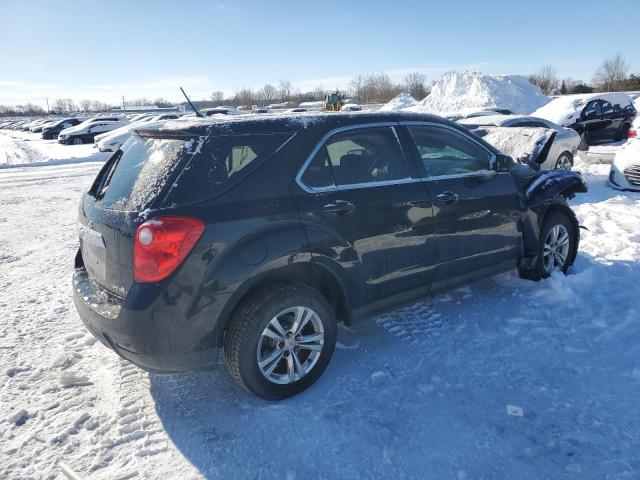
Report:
532,92,634,126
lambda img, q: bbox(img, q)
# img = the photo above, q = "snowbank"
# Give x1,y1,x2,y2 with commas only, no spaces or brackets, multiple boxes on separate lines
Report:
532,92,635,127
408,71,549,115
0,131,109,167
379,92,418,111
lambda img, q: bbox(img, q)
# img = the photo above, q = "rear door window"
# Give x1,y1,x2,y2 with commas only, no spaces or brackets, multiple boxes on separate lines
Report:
301,127,410,188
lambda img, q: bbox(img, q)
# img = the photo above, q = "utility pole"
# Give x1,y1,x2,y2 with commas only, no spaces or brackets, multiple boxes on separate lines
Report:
45,97,49,113
122,95,125,111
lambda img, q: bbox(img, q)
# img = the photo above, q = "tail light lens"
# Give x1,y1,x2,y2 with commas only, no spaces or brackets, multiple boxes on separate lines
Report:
628,129,637,139
134,216,205,282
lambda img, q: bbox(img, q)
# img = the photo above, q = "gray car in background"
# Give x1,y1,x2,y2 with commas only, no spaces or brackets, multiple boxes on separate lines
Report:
458,115,581,170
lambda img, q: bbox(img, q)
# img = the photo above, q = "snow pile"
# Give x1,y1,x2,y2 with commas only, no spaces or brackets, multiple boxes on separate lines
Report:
533,92,634,127
408,71,549,115
0,130,109,167
379,92,418,111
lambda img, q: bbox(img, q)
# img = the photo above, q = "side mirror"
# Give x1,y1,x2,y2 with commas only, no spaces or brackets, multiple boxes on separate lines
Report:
494,153,512,172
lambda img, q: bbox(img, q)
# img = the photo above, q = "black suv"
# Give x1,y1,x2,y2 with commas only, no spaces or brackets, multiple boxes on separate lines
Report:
73,112,587,399
41,118,81,139
572,95,637,146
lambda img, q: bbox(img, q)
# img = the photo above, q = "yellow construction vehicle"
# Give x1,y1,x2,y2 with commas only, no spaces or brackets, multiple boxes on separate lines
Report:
324,91,345,111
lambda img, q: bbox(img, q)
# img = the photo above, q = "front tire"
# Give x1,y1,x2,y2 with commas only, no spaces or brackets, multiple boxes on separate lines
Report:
520,212,577,280
72,137,84,145
555,152,573,170
224,283,336,400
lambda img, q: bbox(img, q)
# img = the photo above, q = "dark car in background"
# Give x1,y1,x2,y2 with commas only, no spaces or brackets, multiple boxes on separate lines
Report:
42,118,81,139
533,93,637,147
73,112,587,400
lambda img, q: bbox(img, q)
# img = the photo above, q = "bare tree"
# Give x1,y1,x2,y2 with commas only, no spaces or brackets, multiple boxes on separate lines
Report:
361,72,398,103
79,99,92,112
210,91,224,102
278,80,293,102
52,98,77,114
313,85,327,100
349,75,366,103
528,65,560,95
233,88,256,108
402,72,428,100
153,97,172,107
259,84,278,102
593,53,630,92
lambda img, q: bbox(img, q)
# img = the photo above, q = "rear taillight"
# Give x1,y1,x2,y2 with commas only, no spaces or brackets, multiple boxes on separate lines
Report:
628,129,637,139
133,216,205,282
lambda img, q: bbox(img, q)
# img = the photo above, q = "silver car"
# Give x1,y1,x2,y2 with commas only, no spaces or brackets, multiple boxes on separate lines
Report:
458,115,581,170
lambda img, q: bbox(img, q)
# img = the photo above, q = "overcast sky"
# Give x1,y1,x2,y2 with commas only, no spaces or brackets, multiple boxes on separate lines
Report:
0,0,638,107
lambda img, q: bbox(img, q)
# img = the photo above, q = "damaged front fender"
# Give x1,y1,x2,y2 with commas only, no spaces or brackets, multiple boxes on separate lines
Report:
525,170,588,208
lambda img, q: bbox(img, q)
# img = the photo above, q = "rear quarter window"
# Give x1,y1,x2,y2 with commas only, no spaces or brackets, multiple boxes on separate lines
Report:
163,132,293,206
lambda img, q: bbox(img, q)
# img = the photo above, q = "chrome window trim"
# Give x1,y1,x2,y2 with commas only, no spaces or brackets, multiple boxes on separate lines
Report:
295,121,499,194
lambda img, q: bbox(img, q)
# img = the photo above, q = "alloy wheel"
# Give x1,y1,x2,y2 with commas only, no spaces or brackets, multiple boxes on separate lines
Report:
556,154,572,170
256,306,325,385
543,224,570,273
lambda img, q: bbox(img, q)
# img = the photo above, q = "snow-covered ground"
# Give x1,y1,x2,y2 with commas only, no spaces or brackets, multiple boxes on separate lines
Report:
0,130,108,168
1,131,639,479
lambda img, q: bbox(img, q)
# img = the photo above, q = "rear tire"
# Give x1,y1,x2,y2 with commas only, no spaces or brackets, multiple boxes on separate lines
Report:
224,283,336,400
617,123,631,141
519,211,577,280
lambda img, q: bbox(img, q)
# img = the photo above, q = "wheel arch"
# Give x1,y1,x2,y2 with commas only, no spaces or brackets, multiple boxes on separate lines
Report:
216,262,349,347
519,200,581,271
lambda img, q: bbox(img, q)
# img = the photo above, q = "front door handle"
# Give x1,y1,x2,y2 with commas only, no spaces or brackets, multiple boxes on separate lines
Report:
322,200,355,215
434,191,459,206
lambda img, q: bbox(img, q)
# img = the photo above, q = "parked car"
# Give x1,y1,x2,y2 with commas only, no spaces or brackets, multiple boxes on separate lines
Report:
41,118,81,139
94,114,182,152
340,104,362,111
458,115,581,170
532,93,637,146
58,117,129,145
609,117,640,191
29,119,54,131
73,112,587,400
201,107,245,116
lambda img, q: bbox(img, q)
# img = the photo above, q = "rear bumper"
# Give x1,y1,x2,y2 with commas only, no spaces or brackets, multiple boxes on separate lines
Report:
73,268,218,373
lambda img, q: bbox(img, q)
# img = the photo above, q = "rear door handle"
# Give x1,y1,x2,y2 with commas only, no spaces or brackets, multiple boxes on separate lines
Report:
322,200,355,215
434,191,459,206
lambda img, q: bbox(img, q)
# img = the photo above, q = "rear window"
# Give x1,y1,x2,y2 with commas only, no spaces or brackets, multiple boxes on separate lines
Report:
163,133,293,206
98,137,189,211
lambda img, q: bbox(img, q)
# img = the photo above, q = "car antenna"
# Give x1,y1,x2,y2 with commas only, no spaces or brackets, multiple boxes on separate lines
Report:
180,87,203,117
